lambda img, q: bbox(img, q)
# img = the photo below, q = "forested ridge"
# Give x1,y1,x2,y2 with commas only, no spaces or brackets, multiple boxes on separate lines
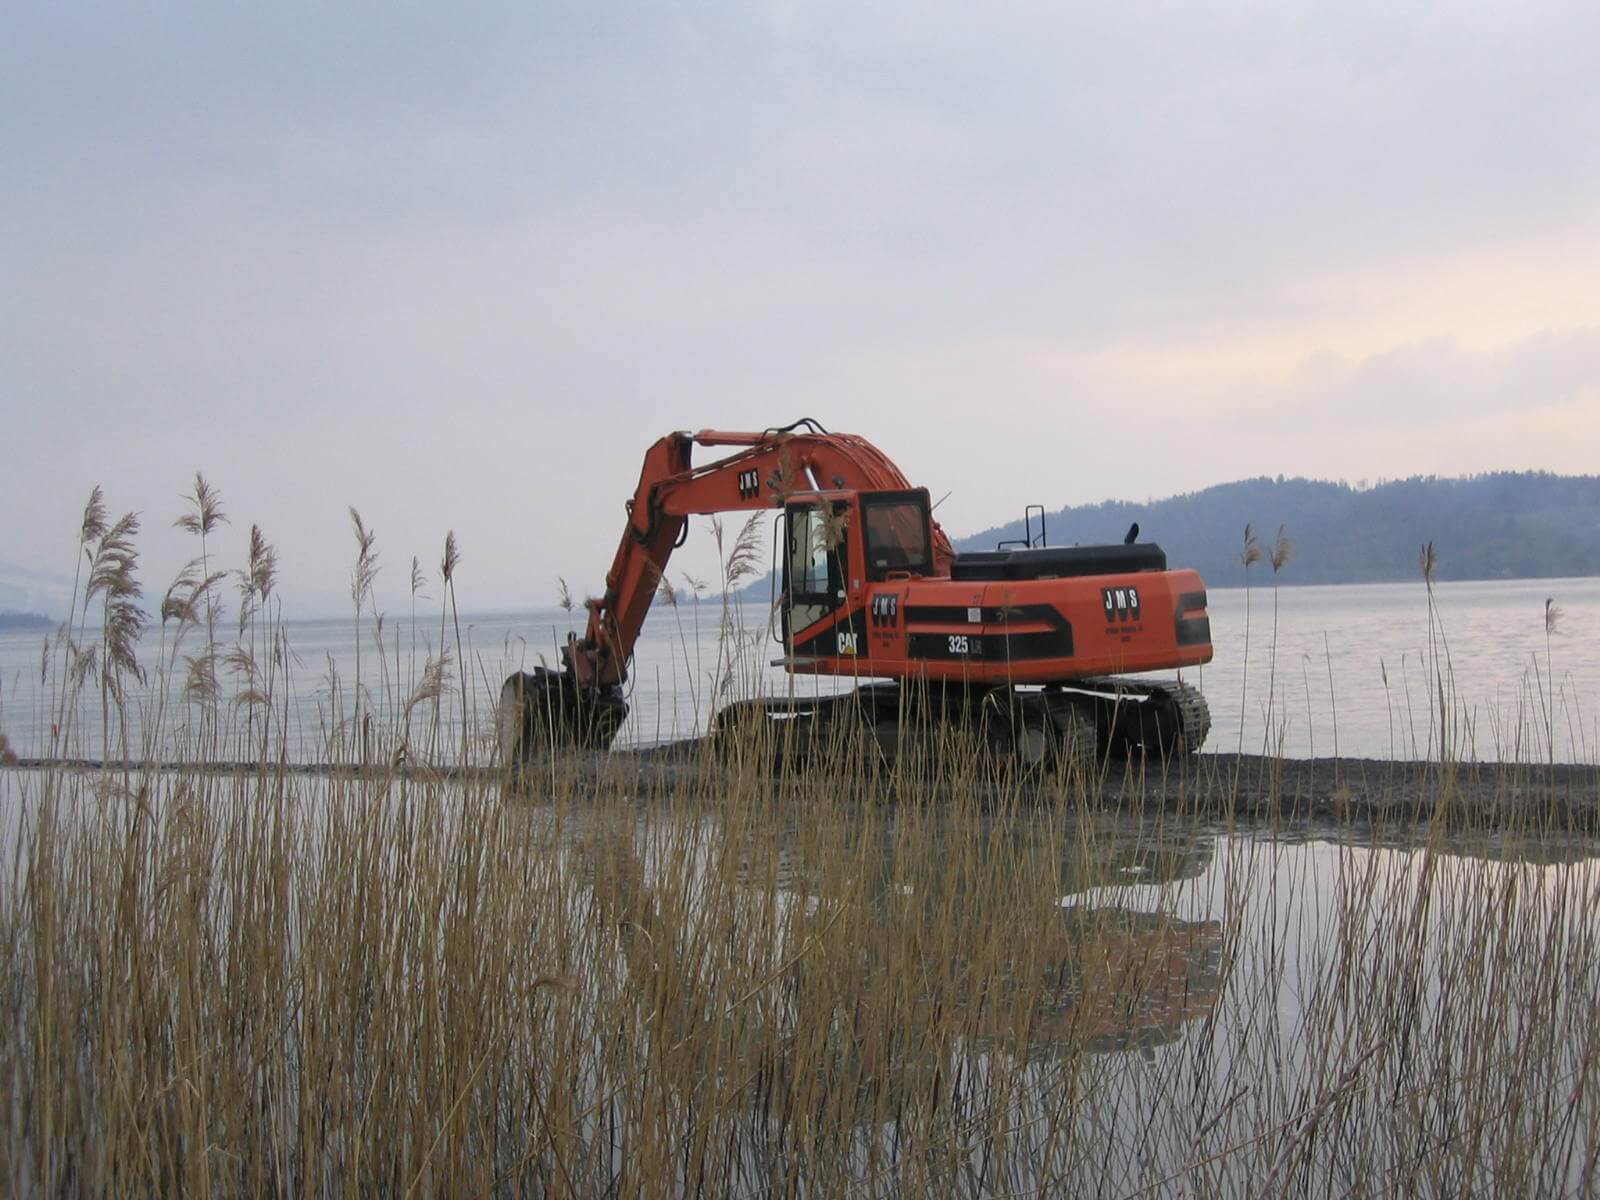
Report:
966,471,1600,585
730,471,1599,597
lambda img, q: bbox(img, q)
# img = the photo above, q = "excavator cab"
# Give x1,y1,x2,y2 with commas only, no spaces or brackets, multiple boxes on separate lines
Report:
779,488,935,644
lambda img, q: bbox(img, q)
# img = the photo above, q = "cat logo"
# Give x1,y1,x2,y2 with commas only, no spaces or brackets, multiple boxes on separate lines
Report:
1102,586,1141,622
870,594,899,627
736,468,761,500
837,630,859,656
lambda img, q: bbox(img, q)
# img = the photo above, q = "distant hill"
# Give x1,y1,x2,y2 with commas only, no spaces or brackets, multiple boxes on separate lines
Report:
0,559,74,618
740,471,1600,594
970,472,1600,586
0,611,55,631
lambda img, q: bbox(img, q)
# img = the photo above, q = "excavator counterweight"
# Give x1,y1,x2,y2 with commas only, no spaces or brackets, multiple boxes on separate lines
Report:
498,418,1213,769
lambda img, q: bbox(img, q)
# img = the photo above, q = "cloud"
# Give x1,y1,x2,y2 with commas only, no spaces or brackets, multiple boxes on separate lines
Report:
4,2,1599,610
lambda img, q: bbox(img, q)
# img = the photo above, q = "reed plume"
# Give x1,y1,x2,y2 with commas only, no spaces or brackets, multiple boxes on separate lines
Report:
440,529,460,586
174,472,227,538
1543,597,1564,764
349,508,379,761
85,510,146,758
183,650,220,708
175,473,228,635
408,555,428,708
655,567,678,608
404,649,453,718
235,525,278,646
69,643,97,690
1238,523,1261,754
165,560,229,724
79,484,107,547
173,476,228,756
349,508,380,610
680,571,710,733
817,504,849,554
225,646,269,712
440,529,467,763
1240,523,1262,569
161,563,201,628
232,528,283,764
709,514,767,714
87,513,146,690
1418,540,1452,761
771,441,798,501
244,524,278,603
651,564,697,736
55,485,110,738
1269,524,1292,573
723,513,764,589
1264,523,1292,752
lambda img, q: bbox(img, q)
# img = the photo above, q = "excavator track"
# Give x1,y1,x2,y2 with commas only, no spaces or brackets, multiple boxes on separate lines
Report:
1047,675,1210,757
496,667,1208,772
706,677,1208,769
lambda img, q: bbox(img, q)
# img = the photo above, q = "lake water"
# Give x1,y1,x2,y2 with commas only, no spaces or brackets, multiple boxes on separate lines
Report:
1,575,1596,763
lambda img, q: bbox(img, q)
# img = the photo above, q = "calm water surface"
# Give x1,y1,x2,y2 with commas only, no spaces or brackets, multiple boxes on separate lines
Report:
1,576,1595,762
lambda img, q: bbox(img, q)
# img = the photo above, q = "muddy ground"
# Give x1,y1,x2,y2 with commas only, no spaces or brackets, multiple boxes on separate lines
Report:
12,747,1600,838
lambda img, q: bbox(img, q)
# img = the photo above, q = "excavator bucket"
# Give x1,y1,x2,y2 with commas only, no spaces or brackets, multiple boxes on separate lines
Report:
497,668,628,767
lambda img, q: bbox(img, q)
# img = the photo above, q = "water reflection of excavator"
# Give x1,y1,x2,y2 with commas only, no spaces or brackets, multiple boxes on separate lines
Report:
919,822,1224,1057
499,419,1214,767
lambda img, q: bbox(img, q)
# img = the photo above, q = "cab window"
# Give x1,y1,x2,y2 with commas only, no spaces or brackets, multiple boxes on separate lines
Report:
861,493,932,580
786,503,847,596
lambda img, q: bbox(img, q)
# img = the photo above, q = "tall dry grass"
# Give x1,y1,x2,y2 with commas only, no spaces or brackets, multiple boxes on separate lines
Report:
5,713,1599,1195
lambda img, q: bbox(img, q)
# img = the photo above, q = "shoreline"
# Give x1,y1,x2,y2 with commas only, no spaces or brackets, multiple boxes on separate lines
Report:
8,746,1600,835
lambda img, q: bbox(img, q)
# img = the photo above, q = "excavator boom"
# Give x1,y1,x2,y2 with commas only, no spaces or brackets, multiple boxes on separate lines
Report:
571,419,954,689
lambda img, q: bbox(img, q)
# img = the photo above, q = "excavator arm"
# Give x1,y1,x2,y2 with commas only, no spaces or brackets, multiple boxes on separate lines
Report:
569,418,954,689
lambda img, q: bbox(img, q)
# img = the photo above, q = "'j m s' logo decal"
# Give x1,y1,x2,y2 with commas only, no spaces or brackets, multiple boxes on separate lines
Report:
870,594,899,627
736,469,760,500
1102,586,1141,623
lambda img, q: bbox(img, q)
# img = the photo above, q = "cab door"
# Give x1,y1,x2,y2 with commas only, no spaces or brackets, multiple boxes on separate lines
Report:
781,500,849,647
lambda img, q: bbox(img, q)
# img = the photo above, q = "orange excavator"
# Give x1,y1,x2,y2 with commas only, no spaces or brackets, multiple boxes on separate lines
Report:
498,418,1213,767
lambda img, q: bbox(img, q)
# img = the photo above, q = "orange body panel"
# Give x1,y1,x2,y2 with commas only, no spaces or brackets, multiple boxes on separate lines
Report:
785,552,1211,685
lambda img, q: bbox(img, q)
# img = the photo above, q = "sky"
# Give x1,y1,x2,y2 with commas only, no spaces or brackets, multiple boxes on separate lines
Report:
4,1,1598,616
